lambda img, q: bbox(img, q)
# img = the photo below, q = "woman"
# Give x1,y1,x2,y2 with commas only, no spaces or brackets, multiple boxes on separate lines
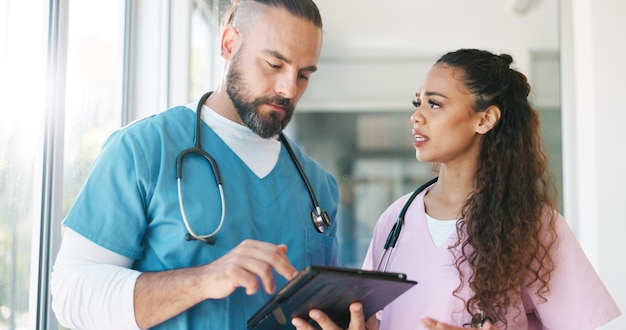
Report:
292,49,621,329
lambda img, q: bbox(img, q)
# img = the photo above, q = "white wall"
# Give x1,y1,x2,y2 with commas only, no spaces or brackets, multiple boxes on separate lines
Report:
561,0,626,328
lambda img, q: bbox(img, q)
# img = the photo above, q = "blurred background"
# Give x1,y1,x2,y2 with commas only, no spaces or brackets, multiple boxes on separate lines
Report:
0,0,623,328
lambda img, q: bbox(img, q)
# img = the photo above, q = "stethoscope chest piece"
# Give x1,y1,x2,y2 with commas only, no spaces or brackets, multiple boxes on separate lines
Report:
468,312,495,328
311,207,331,233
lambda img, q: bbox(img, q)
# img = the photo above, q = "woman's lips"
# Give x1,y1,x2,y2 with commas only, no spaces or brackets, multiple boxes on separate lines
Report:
412,129,429,148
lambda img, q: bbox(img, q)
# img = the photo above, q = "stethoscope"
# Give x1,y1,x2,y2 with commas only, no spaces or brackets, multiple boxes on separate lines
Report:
375,176,494,328
176,92,331,245
375,176,438,272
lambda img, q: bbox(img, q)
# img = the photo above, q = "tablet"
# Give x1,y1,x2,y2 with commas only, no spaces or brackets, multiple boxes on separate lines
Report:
246,265,417,329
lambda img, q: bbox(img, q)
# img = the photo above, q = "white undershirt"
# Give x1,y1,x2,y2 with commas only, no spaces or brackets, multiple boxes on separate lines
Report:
51,103,281,329
50,229,141,330
425,213,459,247
193,103,281,178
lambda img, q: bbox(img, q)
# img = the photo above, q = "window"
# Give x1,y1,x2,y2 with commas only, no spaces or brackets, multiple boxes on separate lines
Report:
292,112,435,267
189,0,221,101
1,0,191,328
61,0,125,218
0,0,46,328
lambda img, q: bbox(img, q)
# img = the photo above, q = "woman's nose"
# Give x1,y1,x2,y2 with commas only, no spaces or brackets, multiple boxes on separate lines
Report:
411,107,424,124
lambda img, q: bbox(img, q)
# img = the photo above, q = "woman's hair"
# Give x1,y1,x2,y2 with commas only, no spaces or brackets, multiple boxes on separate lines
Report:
221,0,322,31
437,49,559,328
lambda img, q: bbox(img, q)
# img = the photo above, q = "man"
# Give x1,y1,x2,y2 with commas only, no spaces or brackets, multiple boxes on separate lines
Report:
50,0,339,329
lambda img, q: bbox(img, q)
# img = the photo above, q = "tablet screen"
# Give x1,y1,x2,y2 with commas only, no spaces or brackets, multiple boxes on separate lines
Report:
247,265,417,329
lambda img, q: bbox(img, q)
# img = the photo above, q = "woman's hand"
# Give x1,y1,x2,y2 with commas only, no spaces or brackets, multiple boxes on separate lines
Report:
291,302,379,330
421,317,498,330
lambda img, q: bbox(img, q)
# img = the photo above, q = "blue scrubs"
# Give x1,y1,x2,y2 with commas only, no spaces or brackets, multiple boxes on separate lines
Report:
63,106,339,329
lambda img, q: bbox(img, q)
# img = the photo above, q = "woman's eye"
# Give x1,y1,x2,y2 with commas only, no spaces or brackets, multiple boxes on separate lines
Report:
412,100,420,108
428,100,441,108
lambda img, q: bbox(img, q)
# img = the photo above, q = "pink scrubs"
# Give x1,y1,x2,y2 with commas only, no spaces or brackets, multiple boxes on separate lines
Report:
363,187,621,330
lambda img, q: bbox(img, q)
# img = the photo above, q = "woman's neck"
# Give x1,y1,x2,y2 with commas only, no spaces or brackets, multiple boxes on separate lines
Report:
424,166,475,220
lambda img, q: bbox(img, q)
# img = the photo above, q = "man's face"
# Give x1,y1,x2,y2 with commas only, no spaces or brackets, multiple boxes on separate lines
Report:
225,47,295,138
224,6,322,138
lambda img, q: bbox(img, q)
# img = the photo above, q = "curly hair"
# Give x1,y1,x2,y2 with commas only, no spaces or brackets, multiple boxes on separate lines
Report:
436,49,559,329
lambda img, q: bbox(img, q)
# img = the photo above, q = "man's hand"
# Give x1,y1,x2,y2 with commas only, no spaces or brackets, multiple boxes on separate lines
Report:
134,239,297,328
200,239,297,298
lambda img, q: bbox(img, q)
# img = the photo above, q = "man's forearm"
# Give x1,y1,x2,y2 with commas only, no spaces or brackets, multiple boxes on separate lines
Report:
133,266,210,329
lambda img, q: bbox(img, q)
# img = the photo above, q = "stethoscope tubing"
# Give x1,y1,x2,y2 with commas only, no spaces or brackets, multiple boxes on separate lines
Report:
375,176,495,326
177,179,225,244
176,92,331,244
376,176,438,271
280,132,322,211
176,92,225,244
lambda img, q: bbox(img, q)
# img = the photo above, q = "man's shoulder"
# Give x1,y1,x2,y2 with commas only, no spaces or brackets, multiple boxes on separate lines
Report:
128,105,192,128
104,106,194,149
115,106,191,136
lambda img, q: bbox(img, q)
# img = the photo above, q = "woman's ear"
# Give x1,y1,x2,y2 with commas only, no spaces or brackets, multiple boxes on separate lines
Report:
476,105,501,134
220,26,242,61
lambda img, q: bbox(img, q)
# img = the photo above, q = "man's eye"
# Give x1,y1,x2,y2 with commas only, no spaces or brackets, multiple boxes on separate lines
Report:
267,62,281,69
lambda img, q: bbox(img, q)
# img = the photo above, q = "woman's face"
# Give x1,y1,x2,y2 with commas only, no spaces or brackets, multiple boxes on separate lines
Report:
411,63,486,168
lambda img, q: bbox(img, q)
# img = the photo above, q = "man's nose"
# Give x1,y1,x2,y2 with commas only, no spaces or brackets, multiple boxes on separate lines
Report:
275,73,298,99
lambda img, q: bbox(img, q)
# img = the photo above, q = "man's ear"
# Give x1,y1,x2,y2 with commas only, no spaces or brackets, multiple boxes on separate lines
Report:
220,26,242,61
476,105,501,134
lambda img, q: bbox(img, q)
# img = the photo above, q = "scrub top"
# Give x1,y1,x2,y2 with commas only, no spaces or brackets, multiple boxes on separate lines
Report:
63,106,340,329
363,187,621,330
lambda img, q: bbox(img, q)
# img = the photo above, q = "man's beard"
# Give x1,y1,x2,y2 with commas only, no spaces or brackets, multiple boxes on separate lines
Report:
225,53,295,138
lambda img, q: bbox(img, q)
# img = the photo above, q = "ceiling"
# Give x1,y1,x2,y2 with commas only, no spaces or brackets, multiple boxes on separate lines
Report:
297,0,560,111
313,0,558,59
